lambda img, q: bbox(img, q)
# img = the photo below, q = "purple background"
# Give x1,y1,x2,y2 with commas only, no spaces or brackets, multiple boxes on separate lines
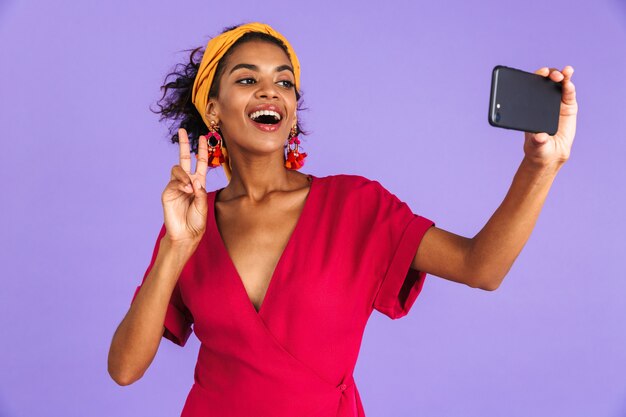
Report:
1,0,624,416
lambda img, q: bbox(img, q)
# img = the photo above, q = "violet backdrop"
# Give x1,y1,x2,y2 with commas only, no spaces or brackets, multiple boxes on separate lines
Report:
0,0,624,416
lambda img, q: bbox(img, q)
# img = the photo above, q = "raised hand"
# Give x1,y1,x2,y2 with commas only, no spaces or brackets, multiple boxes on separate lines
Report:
161,128,209,244
523,65,578,169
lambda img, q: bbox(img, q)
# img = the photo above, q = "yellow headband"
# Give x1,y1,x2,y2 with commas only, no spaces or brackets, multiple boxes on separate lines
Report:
191,22,301,131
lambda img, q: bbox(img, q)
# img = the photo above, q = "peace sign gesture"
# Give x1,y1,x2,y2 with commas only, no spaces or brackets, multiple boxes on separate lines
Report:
161,128,209,244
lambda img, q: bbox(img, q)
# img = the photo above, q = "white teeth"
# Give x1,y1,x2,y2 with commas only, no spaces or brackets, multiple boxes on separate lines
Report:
248,109,281,121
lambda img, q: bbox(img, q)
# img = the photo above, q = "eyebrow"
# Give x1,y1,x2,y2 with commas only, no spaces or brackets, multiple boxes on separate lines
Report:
229,63,294,76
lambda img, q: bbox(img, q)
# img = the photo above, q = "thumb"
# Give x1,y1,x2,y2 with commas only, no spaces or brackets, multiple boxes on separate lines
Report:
531,132,550,146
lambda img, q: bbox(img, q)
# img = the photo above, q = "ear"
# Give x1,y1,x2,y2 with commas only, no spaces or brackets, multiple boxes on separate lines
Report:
205,99,219,121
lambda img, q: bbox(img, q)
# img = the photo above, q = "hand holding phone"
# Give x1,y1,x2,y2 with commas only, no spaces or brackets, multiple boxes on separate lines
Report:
488,65,578,169
488,65,562,135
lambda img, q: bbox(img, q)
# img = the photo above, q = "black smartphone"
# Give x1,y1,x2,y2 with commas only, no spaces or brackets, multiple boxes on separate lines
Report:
488,65,562,135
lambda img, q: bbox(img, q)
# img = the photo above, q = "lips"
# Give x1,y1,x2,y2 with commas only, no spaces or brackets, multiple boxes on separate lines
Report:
246,103,285,133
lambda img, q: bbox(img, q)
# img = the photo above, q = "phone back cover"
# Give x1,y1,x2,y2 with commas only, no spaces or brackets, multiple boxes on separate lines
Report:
488,65,562,135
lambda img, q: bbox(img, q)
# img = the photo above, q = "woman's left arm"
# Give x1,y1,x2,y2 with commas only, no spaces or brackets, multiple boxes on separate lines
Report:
413,65,578,290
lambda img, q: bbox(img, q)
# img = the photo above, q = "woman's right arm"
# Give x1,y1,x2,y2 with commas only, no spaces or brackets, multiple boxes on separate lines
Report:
107,236,197,386
108,128,209,386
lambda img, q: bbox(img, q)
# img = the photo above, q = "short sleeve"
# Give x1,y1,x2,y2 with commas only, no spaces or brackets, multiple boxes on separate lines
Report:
130,223,194,347
366,180,435,320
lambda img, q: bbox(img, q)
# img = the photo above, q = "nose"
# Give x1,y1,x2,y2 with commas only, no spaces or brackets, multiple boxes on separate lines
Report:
254,77,280,100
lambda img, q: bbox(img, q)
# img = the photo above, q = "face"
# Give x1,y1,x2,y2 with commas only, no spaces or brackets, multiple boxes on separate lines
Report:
206,40,298,161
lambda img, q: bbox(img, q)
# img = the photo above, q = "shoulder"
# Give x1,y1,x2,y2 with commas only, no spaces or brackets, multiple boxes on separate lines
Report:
316,173,385,195
313,173,395,216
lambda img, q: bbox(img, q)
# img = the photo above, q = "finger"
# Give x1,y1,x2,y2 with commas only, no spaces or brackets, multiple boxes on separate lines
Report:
192,177,206,196
178,128,192,174
532,132,550,145
561,65,574,82
535,67,564,82
555,65,576,106
195,135,208,185
170,165,192,188
552,68,564,82
561,80,577,106
544,67,563,82
180,182,193,193
168,167,193,194
191,176,208,219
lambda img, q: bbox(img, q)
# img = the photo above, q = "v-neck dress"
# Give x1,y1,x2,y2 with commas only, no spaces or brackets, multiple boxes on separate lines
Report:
130,173,435,417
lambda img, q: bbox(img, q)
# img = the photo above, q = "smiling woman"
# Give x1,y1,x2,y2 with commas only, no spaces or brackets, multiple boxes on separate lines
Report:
107,21,439,417
150,24,309,181
108,19,577,417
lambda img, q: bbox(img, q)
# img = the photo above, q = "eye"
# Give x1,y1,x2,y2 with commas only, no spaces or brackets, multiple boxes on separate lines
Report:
278,80,294,88
236,78,256,85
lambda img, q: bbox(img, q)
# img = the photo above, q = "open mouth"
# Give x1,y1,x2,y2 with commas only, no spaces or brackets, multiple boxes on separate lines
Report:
248,110,282,125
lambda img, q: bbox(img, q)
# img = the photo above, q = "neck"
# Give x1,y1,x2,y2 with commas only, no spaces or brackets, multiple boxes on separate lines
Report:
219,147,303,203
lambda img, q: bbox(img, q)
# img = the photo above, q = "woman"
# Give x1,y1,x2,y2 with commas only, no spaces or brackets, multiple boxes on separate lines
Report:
107,22,577,417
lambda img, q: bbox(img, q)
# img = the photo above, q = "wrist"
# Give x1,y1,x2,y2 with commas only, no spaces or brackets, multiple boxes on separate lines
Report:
161,233,201,256
521,156,565,176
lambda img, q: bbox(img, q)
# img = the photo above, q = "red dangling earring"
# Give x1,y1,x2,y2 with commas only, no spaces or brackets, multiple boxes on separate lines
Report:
206,120,225,167
284,122,307,170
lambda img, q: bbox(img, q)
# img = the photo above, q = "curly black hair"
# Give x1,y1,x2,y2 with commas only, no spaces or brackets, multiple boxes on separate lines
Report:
149,24,308,156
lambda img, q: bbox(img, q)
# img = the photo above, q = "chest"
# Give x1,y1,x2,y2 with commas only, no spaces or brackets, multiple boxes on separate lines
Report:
183,176,380,350
214,188,309,312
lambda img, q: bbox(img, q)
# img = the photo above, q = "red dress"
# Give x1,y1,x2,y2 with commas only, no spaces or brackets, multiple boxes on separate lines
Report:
131,174,435,416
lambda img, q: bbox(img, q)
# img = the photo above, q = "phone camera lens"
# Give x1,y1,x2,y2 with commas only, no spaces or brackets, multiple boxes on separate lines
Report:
495,112,501,123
